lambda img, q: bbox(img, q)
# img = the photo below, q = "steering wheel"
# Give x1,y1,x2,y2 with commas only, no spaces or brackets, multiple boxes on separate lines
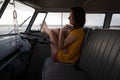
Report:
20,32,51,45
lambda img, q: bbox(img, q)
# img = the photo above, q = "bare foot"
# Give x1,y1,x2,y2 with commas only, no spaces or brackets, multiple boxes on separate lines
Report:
41,21,47,32
42,21,50,34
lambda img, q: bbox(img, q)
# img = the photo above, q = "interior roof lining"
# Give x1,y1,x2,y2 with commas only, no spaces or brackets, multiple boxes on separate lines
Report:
17,0,120,13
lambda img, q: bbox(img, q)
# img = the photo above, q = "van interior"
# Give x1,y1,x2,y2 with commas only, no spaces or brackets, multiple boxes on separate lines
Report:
0,0,120,80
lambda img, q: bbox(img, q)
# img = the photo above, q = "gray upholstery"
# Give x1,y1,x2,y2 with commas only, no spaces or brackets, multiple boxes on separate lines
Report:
42,29,120,80
42,58,89,80
79,29,120,80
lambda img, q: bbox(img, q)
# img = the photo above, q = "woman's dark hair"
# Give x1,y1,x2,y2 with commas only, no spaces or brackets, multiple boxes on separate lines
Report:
71,7,86,28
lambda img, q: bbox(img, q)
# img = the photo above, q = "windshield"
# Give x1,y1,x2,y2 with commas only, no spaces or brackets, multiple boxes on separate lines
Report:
0,1,35,35
0,0,4,9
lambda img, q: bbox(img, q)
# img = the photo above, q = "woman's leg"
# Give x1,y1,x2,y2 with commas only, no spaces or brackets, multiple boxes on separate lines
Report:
42,23,60,57
49,29,60,57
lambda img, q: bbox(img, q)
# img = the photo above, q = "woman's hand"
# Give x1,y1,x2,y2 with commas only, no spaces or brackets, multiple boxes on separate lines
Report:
61,24,74,36
62,24,74,32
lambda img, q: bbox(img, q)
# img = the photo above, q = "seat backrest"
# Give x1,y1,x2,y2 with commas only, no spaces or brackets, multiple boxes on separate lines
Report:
79,29,120,80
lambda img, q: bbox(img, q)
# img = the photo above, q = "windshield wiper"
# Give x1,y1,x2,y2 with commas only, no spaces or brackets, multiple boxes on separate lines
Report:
19,16,31,27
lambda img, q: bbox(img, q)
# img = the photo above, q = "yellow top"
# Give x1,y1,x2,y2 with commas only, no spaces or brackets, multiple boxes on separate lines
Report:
57,28,85,63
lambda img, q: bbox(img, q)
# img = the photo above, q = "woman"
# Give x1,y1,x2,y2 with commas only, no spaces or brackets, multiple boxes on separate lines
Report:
42,7,85,63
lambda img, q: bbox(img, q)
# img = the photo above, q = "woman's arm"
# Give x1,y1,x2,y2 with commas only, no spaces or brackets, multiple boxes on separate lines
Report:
58,25,76,53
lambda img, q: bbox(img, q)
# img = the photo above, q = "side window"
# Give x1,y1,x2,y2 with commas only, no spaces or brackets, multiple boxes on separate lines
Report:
46,13,61,28
0,1,35,35
85,14,105,28
110,14,120,29
31,13,46,30
62,13,69,27
46,13,69,28
31,12,69,31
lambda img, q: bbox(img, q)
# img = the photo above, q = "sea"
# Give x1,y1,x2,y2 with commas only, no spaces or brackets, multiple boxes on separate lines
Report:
0,25,62,34
0,25,112,35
